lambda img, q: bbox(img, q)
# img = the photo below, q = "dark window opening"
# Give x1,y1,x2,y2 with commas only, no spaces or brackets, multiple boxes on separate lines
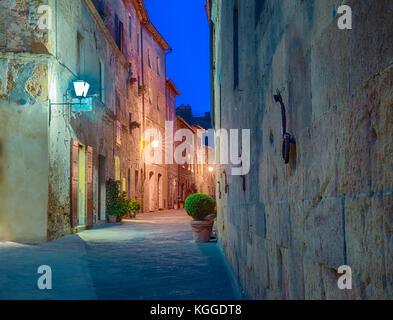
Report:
147,48,151,68
115,94,121,117
233,0,239,89
137,33,140,55
115,14,124,53
128,15,132,39
129,112,132,130
255,0,266,27
77,32,83,75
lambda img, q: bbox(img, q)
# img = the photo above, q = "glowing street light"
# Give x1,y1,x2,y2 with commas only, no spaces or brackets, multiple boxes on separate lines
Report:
151,140,159,148
208,166,214,172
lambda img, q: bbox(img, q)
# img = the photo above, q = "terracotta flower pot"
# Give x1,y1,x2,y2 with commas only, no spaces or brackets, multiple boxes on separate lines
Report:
108,215,117,223
190,220,214,242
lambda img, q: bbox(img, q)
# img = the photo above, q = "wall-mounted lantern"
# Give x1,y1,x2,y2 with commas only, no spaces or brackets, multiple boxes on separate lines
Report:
73,80,90,98
151,139,160,148
49,80,94,126
273,89,296,164
71,80,92,112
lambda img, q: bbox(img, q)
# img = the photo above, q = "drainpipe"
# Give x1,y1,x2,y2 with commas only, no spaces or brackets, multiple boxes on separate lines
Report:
140,23,146,212
165,47,172,208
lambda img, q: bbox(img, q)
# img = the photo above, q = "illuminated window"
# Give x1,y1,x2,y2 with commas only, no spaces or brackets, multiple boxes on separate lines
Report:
122,177,126,192
115,156,120,181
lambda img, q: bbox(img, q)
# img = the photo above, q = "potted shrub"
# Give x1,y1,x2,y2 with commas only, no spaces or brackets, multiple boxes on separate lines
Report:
106,179,127,223
185,193,216,242
128,198,141,218
116,192,130,222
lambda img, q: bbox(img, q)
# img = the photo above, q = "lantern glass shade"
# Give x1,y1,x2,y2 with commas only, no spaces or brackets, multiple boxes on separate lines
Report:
73,80,90,97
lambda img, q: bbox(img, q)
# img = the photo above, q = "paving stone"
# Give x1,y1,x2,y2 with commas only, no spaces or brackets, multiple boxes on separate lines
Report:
0,210,239,300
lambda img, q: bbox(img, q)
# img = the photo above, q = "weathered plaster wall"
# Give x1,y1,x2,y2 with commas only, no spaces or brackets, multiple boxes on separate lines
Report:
0,0,148,241
0,0,51,242
47,0,144,239
1,0,175,241
0,56,49,242
211,0,393,299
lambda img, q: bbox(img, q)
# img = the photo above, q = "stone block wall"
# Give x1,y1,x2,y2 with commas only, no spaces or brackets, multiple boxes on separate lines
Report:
210,0,392,299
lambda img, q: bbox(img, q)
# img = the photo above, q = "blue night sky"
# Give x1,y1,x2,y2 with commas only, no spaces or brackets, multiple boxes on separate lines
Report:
144,0,210,115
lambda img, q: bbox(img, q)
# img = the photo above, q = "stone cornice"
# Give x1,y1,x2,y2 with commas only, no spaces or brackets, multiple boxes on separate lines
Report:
166,78,180,96
127,0,171,51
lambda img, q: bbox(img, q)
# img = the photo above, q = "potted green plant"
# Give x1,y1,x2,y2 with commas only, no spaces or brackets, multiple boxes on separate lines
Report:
128,198,141,218
106,179,127,223
185,193,216,242
116,192,130,222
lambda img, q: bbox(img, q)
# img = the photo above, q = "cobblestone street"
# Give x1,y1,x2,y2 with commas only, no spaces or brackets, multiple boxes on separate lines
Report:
0,210,239,300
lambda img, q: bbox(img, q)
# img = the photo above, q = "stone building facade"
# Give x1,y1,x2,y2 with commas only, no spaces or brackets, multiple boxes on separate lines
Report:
175,116,196,204
166,78,180,209
176,103,212,129
0,0,175,242
175,117,216,206
207,0,392,299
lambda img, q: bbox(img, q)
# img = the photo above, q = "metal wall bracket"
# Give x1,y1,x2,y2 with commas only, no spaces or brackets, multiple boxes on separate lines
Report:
273,89,296,164
223,170,229,194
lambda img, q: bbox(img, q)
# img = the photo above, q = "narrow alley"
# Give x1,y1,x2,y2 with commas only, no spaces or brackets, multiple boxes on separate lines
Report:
0,210,239,300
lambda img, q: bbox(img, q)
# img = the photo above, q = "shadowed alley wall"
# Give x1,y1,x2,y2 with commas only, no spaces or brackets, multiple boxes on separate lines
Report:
209,0,392,299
